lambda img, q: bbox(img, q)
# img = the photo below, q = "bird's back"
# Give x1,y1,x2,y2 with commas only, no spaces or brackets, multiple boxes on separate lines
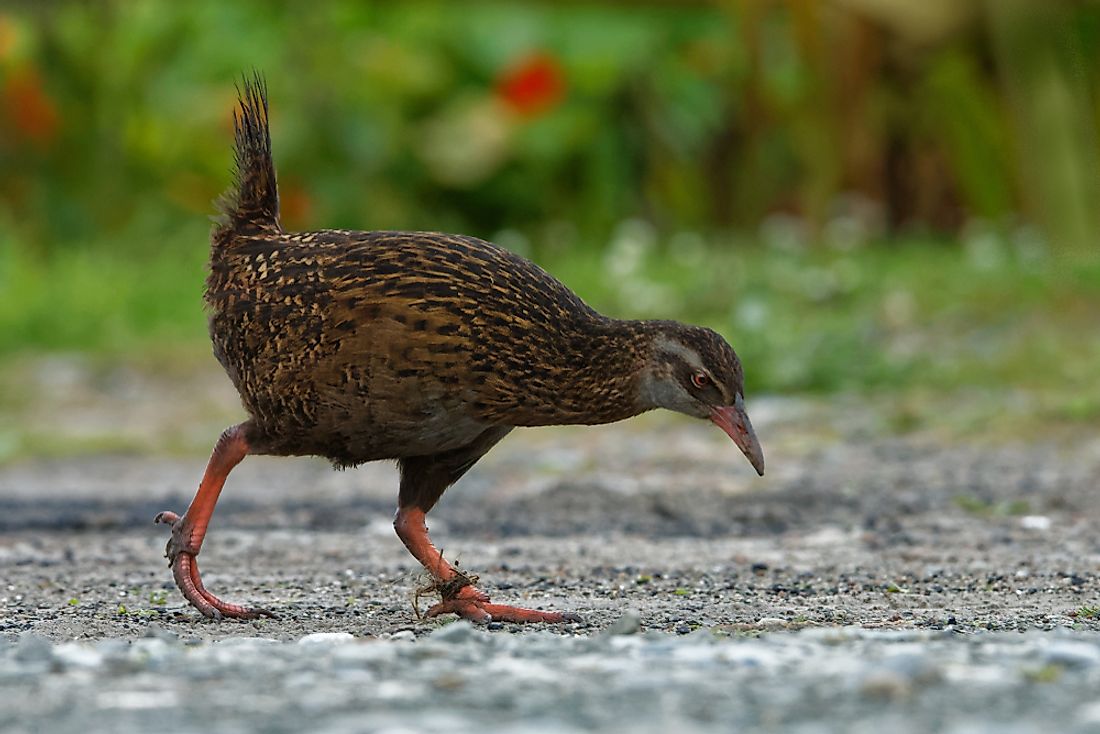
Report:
207,228,608,465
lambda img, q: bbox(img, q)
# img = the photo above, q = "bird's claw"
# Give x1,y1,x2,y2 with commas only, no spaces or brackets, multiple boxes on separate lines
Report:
153,510,198,565
426,584,582,625
154,509,273,621
153,510,181,526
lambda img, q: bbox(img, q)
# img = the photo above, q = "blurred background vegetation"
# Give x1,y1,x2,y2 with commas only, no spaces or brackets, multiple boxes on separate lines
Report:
1,0,1099,458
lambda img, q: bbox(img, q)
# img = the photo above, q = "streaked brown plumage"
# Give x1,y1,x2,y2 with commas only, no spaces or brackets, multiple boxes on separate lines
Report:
155,74,764,624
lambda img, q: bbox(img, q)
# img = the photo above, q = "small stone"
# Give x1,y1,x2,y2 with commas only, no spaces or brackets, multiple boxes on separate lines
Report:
298,632,355,645
1043,642,1100,669
130,637,180,667
13,633,53,664
606,610,641,635
143,623,178,642
211,637,278,650
430,621,476,643
883,653,940,685
1019,515,1051,531
387,630,416,642
797,626,858,644
98,639,143,675
432,672,467,691
756,617,788,631
860,669,912,700
1077,700,1100,724
52,643,104,671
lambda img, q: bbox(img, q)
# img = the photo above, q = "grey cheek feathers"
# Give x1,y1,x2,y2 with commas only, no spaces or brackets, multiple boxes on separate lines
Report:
638,369,699,416
639,336,706,415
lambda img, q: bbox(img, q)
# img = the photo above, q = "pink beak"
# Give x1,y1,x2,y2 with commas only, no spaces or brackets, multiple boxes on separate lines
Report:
710,394,765,476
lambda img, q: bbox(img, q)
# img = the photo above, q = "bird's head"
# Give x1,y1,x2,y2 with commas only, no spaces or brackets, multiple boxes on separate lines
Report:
638,323,765,476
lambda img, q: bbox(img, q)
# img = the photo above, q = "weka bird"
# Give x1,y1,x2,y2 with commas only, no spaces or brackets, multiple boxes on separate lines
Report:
154,74,764,624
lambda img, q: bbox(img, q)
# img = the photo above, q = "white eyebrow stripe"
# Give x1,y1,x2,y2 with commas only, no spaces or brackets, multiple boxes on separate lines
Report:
653,335,705,371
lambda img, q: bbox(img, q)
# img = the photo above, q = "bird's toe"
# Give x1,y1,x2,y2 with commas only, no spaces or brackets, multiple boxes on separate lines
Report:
153,510,181,526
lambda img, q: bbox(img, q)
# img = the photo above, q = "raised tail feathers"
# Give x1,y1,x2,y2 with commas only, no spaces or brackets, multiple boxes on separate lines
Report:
214,71,280,238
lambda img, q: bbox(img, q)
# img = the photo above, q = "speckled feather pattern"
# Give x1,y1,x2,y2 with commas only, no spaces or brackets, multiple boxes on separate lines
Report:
206,76,744,480
207,228,669,466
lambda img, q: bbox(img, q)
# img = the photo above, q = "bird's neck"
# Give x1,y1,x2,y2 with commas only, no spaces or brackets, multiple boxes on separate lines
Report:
506,317,659,427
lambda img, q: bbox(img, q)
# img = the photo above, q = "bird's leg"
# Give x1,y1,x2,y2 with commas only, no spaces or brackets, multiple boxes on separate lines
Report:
393,504,581,625
393,505,487,598
394,431,581,625
153,423,273,620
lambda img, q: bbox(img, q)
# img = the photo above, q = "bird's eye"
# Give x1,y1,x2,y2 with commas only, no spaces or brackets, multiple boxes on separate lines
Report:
691,372,711,389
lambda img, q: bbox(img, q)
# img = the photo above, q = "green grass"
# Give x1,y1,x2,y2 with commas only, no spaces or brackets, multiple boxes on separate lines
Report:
0,222,211,355
952,495,1031,517
2,226,1098,407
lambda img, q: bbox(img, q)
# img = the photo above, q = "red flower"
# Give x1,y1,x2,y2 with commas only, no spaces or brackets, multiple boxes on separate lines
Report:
3,66,58,147
495,52,565,118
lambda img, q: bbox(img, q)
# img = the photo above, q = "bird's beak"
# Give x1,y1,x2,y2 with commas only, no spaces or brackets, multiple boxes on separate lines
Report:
710,395,765,476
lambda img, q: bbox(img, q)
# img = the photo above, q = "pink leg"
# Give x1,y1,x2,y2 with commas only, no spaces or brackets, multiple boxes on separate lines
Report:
154,424,272,620
394,506,581,624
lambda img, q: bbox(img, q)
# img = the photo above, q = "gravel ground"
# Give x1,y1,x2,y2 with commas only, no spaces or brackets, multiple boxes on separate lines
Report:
2,394,1100,731
5,626,1100,734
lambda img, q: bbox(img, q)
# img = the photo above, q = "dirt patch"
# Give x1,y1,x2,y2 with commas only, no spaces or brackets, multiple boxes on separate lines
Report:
2,411,1099,641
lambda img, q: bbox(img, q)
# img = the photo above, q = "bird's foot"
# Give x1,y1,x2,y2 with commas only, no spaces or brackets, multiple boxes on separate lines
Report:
154,510,274,621
423,581,582,625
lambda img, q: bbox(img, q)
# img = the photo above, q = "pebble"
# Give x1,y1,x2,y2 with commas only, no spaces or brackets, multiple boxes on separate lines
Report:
1020,515,1051,531
12,633,53,664
429,621,477,643
53,643,104,670
298,632,356,645
859,669,912,700
143,623,178,642
756,617,789,631
1041,641,1100,669
605,609,641,635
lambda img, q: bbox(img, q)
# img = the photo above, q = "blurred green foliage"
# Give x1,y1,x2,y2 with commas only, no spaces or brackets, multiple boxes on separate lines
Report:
3,217,1099,408
1,1,751,250
0,1,1098,404
3,1,1099,254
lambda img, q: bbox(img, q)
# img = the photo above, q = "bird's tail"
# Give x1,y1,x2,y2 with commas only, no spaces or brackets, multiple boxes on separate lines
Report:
213,72,280,242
